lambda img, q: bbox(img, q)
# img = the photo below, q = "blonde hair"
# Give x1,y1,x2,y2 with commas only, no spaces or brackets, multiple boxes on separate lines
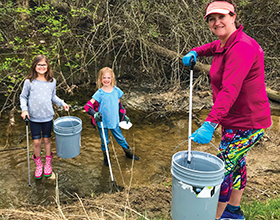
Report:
96,67,116,89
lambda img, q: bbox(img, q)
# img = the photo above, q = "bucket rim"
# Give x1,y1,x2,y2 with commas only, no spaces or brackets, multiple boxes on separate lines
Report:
172,150,225,174
54,127,82,136
53,116,82,129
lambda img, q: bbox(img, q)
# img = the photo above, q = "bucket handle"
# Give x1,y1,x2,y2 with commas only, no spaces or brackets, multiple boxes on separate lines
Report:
54,109,76,133
171,140,226,163
66,110,76,132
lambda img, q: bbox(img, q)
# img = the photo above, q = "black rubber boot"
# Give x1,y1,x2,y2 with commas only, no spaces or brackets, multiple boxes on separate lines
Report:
123,147,139,161
102,151,109,167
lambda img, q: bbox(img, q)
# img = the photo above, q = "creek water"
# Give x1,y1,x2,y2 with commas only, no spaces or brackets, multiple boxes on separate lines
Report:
0,107,279,209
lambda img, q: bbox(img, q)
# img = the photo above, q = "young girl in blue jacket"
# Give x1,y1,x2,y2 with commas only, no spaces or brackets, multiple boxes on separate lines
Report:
85,67,139,166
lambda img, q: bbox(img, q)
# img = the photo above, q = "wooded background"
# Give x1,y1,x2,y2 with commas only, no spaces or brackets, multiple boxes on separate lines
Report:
1,0,280,116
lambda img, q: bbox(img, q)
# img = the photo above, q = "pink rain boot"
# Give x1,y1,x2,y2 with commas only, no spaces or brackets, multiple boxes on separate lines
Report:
32,154,43,179
44,152,53,177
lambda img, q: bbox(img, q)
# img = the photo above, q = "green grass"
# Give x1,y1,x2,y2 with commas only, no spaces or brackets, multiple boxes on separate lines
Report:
242,197,280,219
0,215,9,220
135,197,280,220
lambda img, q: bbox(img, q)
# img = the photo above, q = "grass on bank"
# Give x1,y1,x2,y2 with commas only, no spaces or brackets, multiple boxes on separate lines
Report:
242,197,280,220
135,195,280,220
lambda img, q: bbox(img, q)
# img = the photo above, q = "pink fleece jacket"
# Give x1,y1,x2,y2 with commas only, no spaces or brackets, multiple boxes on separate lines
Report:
84,100,99,126
192,25,271,129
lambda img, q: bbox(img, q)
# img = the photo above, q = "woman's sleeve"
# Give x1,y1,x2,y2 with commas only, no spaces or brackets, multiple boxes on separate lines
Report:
192,40,218,57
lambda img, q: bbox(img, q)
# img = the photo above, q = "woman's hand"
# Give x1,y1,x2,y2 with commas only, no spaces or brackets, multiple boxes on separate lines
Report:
182,51,197,67
190,121,216,144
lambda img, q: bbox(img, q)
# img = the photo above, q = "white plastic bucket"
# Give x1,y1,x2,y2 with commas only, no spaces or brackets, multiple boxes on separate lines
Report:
171,150,225,220
53,116,82,159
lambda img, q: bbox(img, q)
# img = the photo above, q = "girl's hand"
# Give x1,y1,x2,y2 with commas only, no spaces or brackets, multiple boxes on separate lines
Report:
124,115,130,123
63,104,70,111
21,111,29,120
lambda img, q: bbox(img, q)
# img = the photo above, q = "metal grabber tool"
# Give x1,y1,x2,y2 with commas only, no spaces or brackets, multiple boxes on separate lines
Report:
187,57,196,164
100,121,119,192
25,116,31,186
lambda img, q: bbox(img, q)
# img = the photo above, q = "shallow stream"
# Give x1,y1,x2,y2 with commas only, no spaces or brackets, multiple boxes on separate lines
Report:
0,107,279,209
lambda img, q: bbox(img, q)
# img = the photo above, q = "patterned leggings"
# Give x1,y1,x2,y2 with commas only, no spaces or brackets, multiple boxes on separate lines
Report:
218,128,265,203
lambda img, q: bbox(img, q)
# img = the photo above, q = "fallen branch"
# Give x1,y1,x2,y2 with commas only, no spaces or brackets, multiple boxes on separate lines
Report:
248,185,270,198
146,42,211,73
266,87,280,103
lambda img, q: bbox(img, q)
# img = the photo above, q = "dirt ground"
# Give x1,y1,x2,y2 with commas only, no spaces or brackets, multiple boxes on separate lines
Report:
1,88,280,220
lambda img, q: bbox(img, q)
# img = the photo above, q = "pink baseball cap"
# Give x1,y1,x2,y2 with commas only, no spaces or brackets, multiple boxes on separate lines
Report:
204,1,235,19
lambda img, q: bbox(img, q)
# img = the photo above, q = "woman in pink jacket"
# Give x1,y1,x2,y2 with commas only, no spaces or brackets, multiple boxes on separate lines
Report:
182,0,271,219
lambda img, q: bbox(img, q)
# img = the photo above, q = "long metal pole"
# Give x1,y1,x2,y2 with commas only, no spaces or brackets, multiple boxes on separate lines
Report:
25,118,31,186
187,57,196,164
100,121,114,182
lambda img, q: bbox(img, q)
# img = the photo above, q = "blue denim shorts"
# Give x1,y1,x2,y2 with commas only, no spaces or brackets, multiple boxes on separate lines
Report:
29,120,53,140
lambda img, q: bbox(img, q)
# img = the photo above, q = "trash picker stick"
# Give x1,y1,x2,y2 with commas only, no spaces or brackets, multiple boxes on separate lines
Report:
25,116,31,186
187,57,196,164
100,121,114,183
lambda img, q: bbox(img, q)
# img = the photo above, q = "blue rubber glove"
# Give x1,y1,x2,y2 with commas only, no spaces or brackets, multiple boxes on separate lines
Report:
182,51,197,67
190,121,215,144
